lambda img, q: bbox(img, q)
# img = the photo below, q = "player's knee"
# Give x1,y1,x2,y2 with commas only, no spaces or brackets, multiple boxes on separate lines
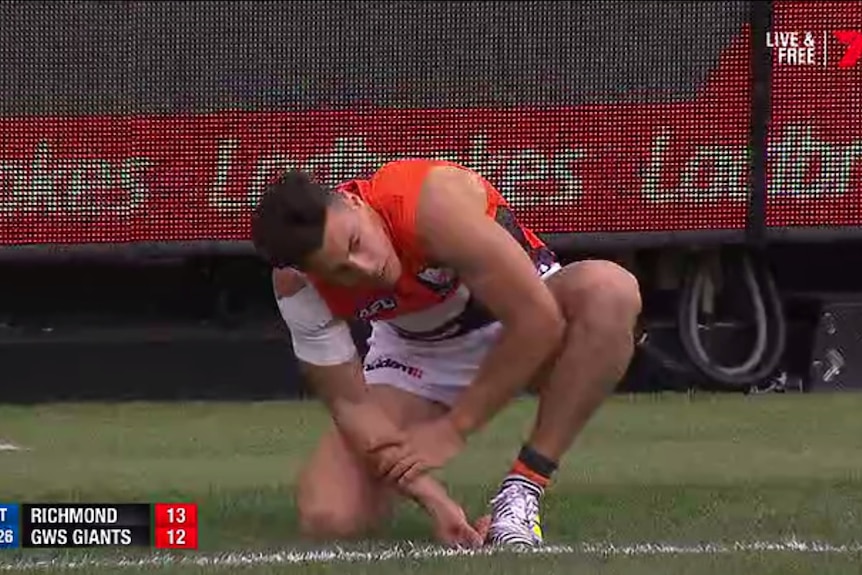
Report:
555,260,642,331
297,496,371,540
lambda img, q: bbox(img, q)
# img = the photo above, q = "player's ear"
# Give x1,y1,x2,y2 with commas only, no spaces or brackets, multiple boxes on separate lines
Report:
339,192,365,209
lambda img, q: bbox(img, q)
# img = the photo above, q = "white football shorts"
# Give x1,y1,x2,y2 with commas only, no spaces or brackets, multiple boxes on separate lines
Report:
362,263,561,406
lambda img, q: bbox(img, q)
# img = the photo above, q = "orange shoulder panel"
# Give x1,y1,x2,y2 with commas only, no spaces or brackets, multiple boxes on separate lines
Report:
364,159,508,262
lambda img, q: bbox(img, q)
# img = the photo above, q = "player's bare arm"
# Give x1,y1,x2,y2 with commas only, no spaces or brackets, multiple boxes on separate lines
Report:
274,267,422,455
415,166,566,436
273,267,483,546
272,268,368,416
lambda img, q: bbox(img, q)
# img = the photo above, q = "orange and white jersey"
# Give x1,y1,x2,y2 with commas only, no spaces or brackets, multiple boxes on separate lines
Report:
302,159,557,342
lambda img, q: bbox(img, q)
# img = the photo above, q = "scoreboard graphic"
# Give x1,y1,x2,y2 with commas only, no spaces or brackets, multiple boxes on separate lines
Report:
0,503,197,549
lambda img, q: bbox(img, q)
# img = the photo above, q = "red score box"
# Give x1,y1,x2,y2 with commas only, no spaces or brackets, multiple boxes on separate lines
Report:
154,503,198,528
154,526,198,550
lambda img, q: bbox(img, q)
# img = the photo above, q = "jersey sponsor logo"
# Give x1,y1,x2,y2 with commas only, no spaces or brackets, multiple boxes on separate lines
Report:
364,357,424,379
416,266,458,296
357,296,397,320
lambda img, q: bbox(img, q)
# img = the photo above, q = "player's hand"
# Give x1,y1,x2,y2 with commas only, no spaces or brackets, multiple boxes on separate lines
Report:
377,416,465,486
473,513,491,541
394,464,487,548
425,493,484,548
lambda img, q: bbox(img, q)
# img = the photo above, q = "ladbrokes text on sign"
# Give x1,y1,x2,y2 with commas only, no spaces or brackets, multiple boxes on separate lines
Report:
0,1,858,244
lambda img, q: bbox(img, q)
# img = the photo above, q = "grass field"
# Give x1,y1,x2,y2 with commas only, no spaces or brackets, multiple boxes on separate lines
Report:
1,393,862,573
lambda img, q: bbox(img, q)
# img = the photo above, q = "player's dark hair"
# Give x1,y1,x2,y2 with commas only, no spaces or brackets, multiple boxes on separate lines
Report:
251,170,338,269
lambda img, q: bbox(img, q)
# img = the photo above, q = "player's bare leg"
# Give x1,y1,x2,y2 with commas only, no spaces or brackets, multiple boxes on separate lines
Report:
486,259,641,546
530,260,641,464
296,385,447,540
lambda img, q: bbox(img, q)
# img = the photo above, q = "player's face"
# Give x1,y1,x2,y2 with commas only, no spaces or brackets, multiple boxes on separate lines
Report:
306,196,401,288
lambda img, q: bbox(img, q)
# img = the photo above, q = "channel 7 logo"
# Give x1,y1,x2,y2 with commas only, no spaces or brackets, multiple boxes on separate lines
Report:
834,30,862,68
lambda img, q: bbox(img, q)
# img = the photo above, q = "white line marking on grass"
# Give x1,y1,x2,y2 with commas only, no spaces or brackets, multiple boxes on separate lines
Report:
2,540,860,571
0,440,26,451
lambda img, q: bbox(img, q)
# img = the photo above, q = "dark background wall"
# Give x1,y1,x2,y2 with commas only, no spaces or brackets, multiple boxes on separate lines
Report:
0,1,748,113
